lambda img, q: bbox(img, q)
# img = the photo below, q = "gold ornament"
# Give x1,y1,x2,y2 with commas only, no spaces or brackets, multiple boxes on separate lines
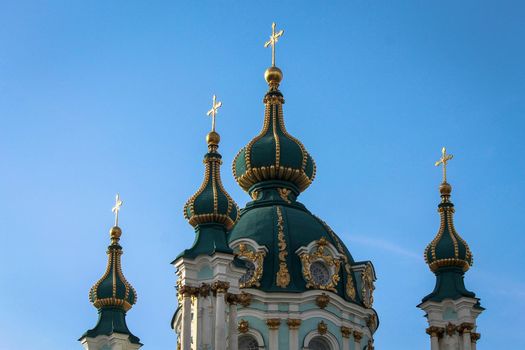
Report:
275,207,290,288
299,237,341,292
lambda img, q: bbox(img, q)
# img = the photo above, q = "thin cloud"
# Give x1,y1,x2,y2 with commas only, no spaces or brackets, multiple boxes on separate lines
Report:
346,234,421,261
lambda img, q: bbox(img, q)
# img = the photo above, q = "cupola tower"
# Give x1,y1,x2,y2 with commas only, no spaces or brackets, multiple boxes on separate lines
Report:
418,148,484,350
80,194,141,350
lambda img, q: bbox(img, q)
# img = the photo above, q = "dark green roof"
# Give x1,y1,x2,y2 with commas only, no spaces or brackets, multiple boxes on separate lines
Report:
184,140,239,230
228,185,363,305
233,78,316,194
424,185,473,273
80,308,141,345
83,226,139,343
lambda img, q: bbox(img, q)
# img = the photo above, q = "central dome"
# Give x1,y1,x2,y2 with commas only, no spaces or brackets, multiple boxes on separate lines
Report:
232,68,316,194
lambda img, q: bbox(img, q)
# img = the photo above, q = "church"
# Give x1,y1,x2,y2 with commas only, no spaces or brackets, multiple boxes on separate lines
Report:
78,23,483,350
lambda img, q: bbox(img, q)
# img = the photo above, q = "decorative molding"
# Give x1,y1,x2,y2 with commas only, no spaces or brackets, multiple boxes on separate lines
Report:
457,322,474,334
266,318,281,330
287,318,301,330
470,332,481,343
275,207,290,288
341,326,351,338
445,322,457,336
278,188,292,203
299,237,341,292
238,319,250,334
361,264,375,308
426,326,445,338
234,243,266,288
317,321,328,335
238,292,252,307
315,293,330,309
211,281,230,294
316,217,357,300
353,330,363,341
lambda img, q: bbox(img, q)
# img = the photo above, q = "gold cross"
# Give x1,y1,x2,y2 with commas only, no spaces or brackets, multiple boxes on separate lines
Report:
112,193,123,227
264,22,284,67
434,147,454,183
206,95,222,132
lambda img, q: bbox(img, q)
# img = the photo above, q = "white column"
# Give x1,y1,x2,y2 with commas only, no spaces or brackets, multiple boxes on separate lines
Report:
426,326,443,350
228,297,238,350
181,290,193,350
204,296,214,348
340,327,350,350
266,319,280,350
353,331,362,350
430,336,439,350
462,331,472,350
287,319,301,350
214,282,228,350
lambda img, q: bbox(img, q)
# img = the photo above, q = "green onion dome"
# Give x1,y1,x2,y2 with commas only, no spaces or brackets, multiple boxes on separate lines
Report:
82,225,140,344
89,226,137,311
184,131,240,230
232,67,316,194
424,182,473,272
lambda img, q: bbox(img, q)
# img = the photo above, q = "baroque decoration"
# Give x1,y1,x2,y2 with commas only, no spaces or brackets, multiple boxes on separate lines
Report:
299,237,341,291
234,243,266,288
361,264,375,308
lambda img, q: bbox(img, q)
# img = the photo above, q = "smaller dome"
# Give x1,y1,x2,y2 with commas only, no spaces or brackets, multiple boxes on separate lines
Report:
89,226,137,311
424,183,473,272
184,132,239,230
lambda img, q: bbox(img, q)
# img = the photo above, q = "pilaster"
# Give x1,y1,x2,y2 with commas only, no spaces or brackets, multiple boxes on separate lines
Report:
266,319,281,350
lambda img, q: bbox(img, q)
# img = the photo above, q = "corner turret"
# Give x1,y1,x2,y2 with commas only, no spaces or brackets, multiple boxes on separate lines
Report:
80,195,141,350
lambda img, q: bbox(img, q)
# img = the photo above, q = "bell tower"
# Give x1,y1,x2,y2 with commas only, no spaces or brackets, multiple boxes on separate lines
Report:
418,148,484,350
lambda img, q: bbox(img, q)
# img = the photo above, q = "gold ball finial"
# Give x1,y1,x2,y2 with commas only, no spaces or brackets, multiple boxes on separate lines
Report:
206,131,220,147
264,66,283,85
110,226,122,242
439,182,452,197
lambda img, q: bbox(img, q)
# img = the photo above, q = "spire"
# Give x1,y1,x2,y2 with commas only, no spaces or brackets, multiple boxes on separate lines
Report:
422,148,476,303
81,194,140,345
181,96,239,258
233,23,316,198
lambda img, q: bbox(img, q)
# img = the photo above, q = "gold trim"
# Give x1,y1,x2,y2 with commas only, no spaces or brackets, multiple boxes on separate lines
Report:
233,93,316,193
353,331,363,341
425,205,473,272
266,318,281,330
318,321,328,335
275,207,290,287
287,319,301,330
341,326,352,338
235,243,266,288
317,218,356,300
238,319,250,334
315,293,330,309
184,154,239,229
278,188,292,203
299,237,341,292
361,264,375,308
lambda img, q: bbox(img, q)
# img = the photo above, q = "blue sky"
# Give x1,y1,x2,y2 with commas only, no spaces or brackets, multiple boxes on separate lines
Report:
1,1,524,349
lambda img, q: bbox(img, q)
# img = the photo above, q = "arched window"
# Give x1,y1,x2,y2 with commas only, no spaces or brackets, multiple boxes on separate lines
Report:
239,335,259,350
308,336,331,350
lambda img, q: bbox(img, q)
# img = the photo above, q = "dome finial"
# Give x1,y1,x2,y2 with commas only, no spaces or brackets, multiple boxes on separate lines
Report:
264,22,284,68
264,22,284,88
434,147,454,200
206,94,222,150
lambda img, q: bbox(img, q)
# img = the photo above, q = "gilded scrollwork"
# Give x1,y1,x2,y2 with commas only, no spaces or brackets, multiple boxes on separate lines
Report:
278,188,292,203
316,217,357,300
299,237,341,292
276,207,290,288
361,264,375,308
234,243,266,288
